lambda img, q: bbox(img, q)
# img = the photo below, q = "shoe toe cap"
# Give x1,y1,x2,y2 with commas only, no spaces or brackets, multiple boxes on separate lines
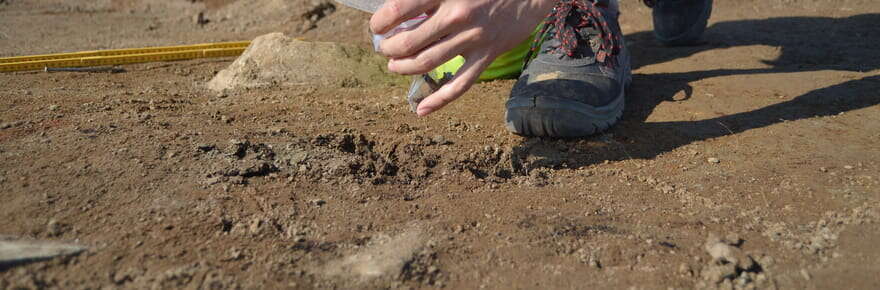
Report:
652,0,713,46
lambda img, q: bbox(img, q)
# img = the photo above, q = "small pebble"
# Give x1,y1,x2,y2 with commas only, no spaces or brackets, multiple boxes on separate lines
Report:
196,144,216,152
310,199,326,207
844,165,854,170
269,127,287,135
800,269,811,280
755,273,767,282
46,219,64,236
588,258,600,268
678,263,691,276
194,11,209,25
708,158,721,164
431,135,451,145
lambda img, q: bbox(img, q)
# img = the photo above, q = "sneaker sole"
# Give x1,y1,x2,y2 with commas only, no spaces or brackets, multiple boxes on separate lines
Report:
505,84,626,138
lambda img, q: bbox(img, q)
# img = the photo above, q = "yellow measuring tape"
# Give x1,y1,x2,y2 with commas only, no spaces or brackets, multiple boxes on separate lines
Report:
0,41,251,72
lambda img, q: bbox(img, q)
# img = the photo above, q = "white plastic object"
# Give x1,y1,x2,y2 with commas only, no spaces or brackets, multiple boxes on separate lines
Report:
331,1,428,52
371,14,428,52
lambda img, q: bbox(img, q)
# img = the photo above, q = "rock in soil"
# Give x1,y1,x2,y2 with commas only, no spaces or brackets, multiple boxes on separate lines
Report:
207,32,406,91
324,226,426,281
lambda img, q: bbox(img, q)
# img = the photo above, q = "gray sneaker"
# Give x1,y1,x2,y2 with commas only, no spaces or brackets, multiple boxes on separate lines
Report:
506,0,630,137
644,0,713,46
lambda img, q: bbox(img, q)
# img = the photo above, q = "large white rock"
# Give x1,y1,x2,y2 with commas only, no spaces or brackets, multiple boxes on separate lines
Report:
208,33,403,91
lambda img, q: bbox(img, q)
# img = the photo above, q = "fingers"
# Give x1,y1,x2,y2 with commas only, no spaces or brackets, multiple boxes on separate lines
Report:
379,4,476,58
387,29,483,75
378,15,448,58
370,0,437,35
416,54,493,116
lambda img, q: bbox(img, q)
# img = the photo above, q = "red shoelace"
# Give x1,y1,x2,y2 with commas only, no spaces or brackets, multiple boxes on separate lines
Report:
525,0,621,68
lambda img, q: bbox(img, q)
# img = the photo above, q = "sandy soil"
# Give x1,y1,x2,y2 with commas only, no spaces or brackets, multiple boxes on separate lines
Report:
1,0,879,289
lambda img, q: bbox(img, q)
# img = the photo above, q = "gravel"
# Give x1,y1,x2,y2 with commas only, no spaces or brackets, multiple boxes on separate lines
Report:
698,233,769,289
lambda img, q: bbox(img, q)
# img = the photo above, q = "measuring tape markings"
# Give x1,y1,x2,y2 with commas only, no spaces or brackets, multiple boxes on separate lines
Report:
0,42,250,72
0,41,250,64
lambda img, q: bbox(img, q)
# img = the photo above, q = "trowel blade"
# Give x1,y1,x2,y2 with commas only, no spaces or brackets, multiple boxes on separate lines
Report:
0,240,86,266
333,0,383,14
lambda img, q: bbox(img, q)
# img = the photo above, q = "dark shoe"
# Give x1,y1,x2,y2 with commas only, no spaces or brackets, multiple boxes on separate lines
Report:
644,0,713,46
506,0,630,137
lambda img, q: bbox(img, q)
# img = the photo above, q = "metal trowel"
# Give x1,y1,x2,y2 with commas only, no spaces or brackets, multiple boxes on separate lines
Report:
333,0,451,112
0,238,86,269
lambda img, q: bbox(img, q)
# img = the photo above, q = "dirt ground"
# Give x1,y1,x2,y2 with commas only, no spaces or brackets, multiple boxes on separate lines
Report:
2,0,879,289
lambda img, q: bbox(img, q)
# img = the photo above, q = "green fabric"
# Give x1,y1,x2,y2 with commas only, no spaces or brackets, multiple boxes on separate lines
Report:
431,31,536,82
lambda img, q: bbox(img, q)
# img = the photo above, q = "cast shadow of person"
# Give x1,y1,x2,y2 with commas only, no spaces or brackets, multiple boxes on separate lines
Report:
509,13,880,173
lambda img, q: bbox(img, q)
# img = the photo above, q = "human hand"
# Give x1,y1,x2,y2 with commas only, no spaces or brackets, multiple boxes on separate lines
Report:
370,0,554,116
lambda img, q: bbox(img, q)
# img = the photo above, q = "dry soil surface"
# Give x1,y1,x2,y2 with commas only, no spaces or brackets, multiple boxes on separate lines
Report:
1,0,879,289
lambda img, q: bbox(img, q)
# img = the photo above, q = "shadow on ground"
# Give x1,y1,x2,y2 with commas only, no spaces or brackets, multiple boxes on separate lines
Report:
511,14,880,171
